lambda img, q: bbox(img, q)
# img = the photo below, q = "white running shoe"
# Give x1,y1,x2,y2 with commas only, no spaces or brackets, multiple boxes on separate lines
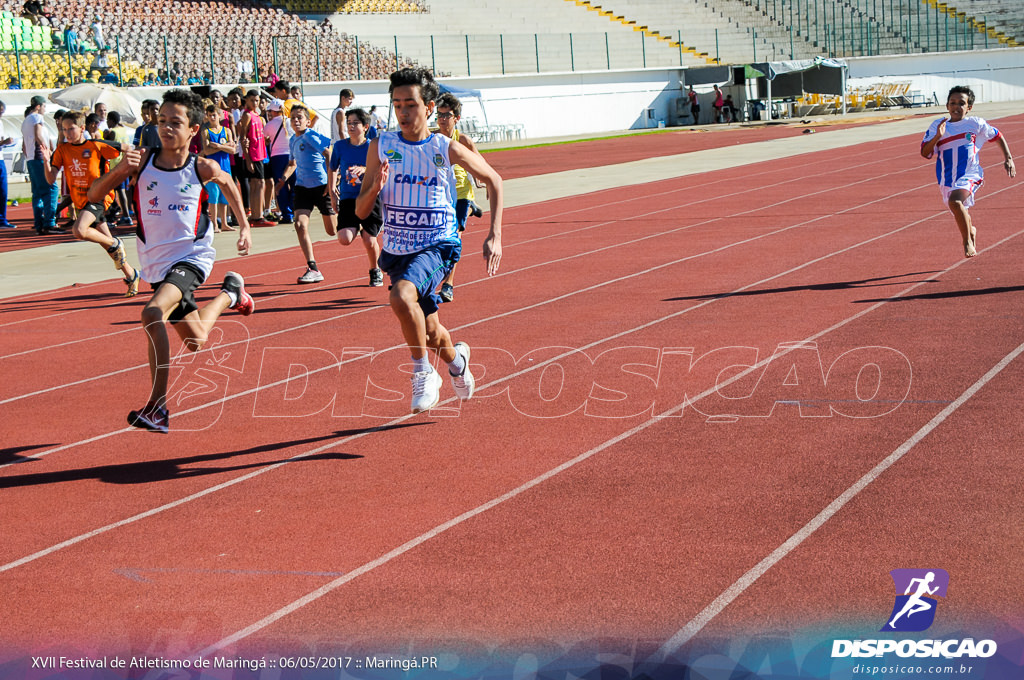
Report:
410,368,442,413
297,268,324,284
450,342,475,400
108,238,128,270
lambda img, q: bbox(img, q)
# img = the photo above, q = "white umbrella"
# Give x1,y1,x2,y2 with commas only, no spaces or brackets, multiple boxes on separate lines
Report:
48,83,143,125
0,116,22,157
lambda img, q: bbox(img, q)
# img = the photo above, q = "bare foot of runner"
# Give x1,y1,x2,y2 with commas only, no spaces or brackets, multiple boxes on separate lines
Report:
964,226,977,257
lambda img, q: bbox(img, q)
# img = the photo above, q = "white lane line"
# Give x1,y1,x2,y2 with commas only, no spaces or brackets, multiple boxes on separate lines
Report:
0,167,930,471
655,335,1024,660
0,159,919,405
4,187,1012,577
0,147,887,355
195,222,1024,658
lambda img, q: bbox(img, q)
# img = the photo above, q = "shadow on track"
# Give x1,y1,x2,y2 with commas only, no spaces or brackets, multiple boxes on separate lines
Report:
0,422,427,488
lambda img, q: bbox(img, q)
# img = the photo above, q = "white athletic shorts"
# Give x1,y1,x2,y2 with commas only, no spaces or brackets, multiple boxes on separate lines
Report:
940,177,983,208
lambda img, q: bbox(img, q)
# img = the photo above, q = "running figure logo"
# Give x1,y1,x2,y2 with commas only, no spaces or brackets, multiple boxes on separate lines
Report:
882,569,949,632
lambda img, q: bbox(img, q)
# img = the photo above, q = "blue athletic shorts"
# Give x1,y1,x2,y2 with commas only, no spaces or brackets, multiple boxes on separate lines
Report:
377,240,461,317
205,181,229,206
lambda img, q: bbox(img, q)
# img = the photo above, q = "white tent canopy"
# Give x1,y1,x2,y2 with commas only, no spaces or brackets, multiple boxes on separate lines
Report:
748,57,849,121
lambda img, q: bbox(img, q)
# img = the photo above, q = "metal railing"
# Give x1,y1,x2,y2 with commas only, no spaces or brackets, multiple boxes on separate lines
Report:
1,10,1013,91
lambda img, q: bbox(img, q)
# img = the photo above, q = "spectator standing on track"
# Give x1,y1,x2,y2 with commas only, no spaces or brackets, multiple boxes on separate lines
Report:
226,87,250,221
368,104,386,139
85,113,102,141
87,89,254,434
104,110,135,226
52,108,74,225
687,86,699,125
920,85,1016,258
330,88,354,145
239,88,271,227
264,98,293,224
356,67,503,413
712,84,724,123
327,107,383,287
269,80,317,126
38,110,140,296
134,99,162,150
0,100,14,229
434,92,484,303
23,95,59,235
201,103,236,233
257,93,276,219
275,103,335,284
93,103,108,131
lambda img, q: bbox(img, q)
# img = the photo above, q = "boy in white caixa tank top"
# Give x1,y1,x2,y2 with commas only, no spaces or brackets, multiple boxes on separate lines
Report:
89,89,255,433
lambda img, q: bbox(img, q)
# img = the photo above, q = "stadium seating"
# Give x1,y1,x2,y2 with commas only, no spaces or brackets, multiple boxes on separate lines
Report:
1,0,1020,89
0,0,413,89
274,0,426,13
928,0,1022,45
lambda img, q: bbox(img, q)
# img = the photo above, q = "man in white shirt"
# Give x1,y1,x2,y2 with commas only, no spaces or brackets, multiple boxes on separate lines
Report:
330,88,354,145
21,95,58,234
90,16,105,51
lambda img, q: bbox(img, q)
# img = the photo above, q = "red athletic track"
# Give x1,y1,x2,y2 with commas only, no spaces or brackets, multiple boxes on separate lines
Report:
1,114,1022,664
0,115,924,254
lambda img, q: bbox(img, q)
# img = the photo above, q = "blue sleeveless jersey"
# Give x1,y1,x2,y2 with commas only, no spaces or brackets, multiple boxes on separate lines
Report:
206,126,232,174
376,130,458,255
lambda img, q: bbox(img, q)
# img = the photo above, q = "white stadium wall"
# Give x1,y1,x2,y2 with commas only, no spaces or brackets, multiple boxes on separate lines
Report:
3,48,1022,144
845,47,1024,105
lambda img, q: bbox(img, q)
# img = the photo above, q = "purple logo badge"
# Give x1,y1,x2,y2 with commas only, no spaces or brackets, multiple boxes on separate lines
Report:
881,569,949,632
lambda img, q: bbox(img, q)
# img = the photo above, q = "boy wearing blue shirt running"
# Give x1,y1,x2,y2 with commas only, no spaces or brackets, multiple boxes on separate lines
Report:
328,107,384,287
357,68,503,414
274,104,336,284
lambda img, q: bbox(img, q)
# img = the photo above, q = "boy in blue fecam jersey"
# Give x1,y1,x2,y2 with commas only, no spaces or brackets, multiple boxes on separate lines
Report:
921,85,1015,257
328,107,384,287
275,104,336,284
357,68,503,414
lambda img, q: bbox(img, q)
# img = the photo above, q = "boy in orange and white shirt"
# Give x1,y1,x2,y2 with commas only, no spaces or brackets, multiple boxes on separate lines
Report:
41,110,140,296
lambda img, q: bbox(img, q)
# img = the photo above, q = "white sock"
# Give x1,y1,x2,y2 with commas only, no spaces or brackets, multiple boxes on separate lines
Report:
412,356,432,374
223,289,239,307
448,350,466,376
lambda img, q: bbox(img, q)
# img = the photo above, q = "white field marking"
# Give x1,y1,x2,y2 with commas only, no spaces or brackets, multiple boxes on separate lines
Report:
0,148,890,353
0,159,921,404
0,169,934,474
0,169,959,488
654,335,1024,660
0,243,374,330
0,140,880,317
196,221,1024,659
5,185,1015,578
0,269,372,361
0,295,137,328
0,140,883,312
509,142,889,225
0,224,378,307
